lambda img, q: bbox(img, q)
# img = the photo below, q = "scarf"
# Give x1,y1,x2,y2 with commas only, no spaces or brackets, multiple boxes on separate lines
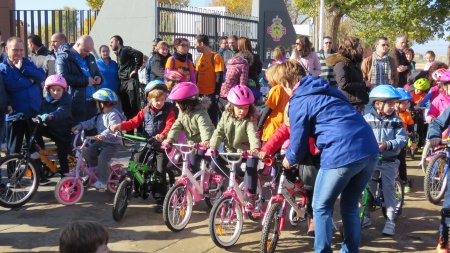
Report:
173,51,187,63
370,52,391,85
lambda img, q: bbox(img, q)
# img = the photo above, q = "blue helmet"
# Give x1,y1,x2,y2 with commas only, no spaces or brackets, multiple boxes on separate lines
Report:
145,80,167,95
369,85,401,102
395,88,412,102
93,88,118,104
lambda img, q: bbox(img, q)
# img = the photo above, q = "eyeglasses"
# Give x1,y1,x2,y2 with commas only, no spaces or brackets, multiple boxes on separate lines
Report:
381,44,389,47
179,44,190,48
324,42,332,44
295,43,301,45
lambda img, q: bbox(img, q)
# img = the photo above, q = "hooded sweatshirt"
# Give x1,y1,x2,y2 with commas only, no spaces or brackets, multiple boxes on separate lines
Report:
220,55,249,98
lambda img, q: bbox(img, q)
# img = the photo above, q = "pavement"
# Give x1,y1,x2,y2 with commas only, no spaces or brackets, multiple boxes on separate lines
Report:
0,150,444,253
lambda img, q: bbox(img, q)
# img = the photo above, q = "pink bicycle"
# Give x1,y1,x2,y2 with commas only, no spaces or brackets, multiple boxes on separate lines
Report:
208,150,264,248
162,142,224,232
54,132,126,205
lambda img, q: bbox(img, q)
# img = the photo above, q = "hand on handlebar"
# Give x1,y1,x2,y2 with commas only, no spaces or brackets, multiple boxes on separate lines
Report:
15,112,24,119
109,124,121,132
161,140,171,147
72,125,81,132
40,114,53,122
94,135,105,142
155,134,165,142
282,157,291,169
199,141,209,148
247,149,259,156
429,138,442,148
426,116,433,123
258,151,267,160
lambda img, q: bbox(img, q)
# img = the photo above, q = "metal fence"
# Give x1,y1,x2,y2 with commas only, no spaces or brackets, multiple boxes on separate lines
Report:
157,3,259,58
9,10,99,54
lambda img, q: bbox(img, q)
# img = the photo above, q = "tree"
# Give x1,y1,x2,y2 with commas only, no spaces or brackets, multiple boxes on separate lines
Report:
283,0,300,24
209,0,252,16
86,0,191,10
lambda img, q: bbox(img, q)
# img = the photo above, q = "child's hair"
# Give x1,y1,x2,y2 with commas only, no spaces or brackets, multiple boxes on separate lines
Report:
177,65,190,73
142,55,148,67
226,103,257,121
147,89,167,99
265,63,280,86
236,50,254,66
176,99,199,114
59,220,109,253
425,50,436,58
273,46,286,62
276,60,306,88
156,41,169,51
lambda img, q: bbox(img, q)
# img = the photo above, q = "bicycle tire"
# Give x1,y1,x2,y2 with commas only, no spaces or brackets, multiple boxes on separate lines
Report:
424,153,447,204
209,196,243,248
163,183,193,232
54,177,84,205
260,202,282,253
112,179,132,221
205,174,224,209
382,178,404,220
0,155,40,209
421,141,432,173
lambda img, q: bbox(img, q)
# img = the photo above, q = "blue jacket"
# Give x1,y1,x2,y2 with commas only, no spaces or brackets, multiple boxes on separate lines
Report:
286,76,379,169
96,58,119,93
0,57,45,117
0,72,8,114
40,92,74,142
364,107,407,161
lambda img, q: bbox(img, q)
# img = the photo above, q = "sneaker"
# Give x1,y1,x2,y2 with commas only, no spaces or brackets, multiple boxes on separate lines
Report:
361,216,371,228
30,152,40,159
245,193,256,212
154,205,163,213
39,177,51,186
437,236,449,253
382,220,395,236
307,217,315,237
404,183,411,194
92,181,107,192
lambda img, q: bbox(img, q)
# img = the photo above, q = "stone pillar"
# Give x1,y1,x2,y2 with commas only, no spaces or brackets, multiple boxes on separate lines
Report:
0,0,15,40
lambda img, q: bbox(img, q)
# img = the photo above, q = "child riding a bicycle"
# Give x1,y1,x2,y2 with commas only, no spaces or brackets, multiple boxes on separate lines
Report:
209,85,259,211
363,85,407,236
72,88,125,191
110,80,175,213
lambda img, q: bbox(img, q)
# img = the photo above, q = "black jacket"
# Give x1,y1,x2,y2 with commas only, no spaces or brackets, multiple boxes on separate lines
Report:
55,46,102,123
389,49,409,88
0,74,8,114
326,53,369,105
40,92,74,142
248,53,262,89
151,51,171,81
115,46,143,81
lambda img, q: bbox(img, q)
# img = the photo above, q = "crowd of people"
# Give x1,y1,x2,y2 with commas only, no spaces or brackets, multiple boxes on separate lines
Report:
0,31,449,253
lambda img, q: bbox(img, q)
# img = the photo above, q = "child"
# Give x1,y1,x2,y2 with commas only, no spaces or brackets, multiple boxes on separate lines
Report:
59,220,109,253
35,75,73,184
164,70,187,93
162,82,214,175
177,66,190,82
428,107,450,253
138,55,148,86
219,50,253,99
257,62,291,142
363,85,407,236
110,80,175,213
427,71,450,123
395,88,415,194
268,45,287,67
209,85,259,211
409,78,430,147
72,88,125,191
417,67,449,109
424,50,436,71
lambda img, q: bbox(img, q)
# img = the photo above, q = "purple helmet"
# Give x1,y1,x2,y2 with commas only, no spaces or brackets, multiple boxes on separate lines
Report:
168,82,199,101
227,85,254,106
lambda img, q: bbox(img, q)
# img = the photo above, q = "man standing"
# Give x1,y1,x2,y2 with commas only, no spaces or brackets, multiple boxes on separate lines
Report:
389,34,409,88
145,37,162,82
361,37,398,87
56,35,102,126
0,37,46,154
217,36,228,57
194,34,224,126
317,36,336,87
110,35,143,134
50,33,67,58
27,34,51,96
222,35,239,66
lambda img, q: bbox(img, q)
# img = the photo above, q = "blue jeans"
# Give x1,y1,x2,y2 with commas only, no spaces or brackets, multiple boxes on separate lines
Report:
312,154,378,253
440,173,450,239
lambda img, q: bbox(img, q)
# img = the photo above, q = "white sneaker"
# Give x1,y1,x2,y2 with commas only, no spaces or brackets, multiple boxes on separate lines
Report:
92,181,107,192
361,216,371,228
382,220,395,236
30,152,40,159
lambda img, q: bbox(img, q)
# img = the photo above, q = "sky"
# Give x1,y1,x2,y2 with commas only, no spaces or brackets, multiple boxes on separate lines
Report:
16,0,449,56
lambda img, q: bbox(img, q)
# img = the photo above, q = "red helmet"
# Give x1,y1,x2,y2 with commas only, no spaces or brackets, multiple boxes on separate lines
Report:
45,74,67,91
432,68,448,81
164,70,187,82
227,85,254,106
168,82,199,101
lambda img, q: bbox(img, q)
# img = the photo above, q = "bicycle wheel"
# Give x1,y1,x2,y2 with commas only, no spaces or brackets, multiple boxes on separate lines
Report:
107,166,126,194
421,141,432,173
382,178,404,220
163,183,193,232
205,174,224,209
424,153,447,204
54,177,84,205
209,196,243,248
260,202,282,253
112,179,132,221
0,155,40,208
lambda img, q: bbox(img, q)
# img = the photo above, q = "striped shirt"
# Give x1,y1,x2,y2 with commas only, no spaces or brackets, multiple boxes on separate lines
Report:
318,49,336,87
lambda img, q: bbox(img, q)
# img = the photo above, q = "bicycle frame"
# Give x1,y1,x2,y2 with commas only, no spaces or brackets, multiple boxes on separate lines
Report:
430,149,450,185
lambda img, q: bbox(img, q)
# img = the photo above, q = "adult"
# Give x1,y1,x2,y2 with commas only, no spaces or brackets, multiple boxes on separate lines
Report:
222,35,239,66
0,37,46,154
404,48,416,72
49,33,67,58
0,41,6,62
290,35,321,77
0,72,9,152
27,34,51,96
56,35,102,126
238,37,262,89
318,36,337,87
96,44,122,113
165,37,196,83
145,37,162,82
194,34,225,126
361,37,398,87
282,61,379,253
151,41,171,81
110,35,143,134
217,36,228,57
389,34,410,88
326,36,371,114
27,34,49,56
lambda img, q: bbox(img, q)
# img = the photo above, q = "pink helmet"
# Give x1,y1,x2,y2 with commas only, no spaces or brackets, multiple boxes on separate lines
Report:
432,68,448,81
441,71,450,83
227,85,254,106
168,82,199,101
164,70,187,82
45,74,67,91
